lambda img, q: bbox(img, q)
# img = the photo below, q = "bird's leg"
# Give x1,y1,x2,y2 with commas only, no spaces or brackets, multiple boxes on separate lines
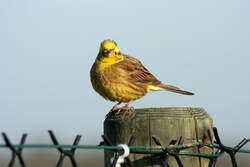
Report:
116,100,133,115
111,102,121,111
106,102,121,117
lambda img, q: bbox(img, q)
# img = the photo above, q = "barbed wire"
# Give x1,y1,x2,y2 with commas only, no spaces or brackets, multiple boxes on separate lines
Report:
0,127,249,167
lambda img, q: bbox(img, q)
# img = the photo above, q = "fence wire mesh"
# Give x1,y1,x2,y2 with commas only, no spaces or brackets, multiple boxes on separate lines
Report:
0,127,249,167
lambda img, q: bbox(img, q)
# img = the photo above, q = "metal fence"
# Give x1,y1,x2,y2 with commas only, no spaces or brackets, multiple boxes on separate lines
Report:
0,127,249,167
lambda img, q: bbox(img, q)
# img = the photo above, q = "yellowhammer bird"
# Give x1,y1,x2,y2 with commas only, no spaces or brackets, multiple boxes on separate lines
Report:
90,40,194,116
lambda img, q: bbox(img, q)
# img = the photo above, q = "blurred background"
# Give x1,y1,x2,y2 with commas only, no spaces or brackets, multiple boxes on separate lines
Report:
1,0,250,166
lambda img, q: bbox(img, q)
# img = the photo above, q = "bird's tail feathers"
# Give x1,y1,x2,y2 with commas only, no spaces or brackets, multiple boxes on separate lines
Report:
154,83,194,95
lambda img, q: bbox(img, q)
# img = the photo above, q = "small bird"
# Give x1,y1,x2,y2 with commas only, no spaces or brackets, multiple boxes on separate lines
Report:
90,40,194,116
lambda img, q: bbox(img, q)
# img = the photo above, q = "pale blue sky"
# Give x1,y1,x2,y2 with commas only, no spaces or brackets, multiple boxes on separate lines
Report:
1,0,250,146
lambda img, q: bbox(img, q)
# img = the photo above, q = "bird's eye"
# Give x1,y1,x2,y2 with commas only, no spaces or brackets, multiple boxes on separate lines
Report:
102,50,111,57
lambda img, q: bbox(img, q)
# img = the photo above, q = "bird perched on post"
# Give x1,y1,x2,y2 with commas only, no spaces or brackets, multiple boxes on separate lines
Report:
90,40,194,116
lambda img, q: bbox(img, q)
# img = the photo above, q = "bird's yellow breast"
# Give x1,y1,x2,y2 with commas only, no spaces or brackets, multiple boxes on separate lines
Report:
90,61,145,102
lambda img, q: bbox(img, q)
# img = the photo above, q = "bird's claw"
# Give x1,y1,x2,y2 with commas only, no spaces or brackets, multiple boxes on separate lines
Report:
115,106,133,115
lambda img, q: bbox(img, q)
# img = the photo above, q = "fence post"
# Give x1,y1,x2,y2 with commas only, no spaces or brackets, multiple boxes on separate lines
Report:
104,107,214,167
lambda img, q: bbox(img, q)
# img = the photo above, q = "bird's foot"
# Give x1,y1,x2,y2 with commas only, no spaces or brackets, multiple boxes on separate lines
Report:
115,106,132,115
106,101,133,117
115,100,134,115
106,102,121,118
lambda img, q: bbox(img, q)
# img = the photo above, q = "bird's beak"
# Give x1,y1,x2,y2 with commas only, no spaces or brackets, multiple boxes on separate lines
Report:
103,51,112,57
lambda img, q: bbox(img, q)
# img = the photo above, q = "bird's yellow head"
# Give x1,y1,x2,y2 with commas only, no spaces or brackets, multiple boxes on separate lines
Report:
97,40,123,65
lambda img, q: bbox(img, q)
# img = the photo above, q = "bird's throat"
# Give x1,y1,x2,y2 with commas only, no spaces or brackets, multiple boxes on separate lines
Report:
97,56,123,71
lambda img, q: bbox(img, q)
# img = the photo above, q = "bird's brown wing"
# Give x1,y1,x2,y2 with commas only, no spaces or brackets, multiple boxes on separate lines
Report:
115,55,194,95
116,55,161,86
